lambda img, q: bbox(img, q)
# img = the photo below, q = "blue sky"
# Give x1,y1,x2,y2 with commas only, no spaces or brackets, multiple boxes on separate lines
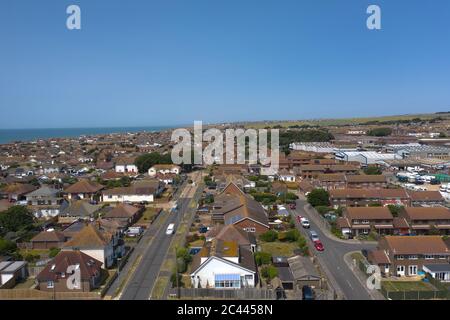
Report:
1,0,450,129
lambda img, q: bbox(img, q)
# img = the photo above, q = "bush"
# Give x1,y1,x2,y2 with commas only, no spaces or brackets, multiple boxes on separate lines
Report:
261,265,278,280
284,229,300,242
306,189,330,207
0,237,17,255
259,230,278,242
48,247,61,258
170,271,184,288
367,127,392,137
364,166,382,175
255,252,272,266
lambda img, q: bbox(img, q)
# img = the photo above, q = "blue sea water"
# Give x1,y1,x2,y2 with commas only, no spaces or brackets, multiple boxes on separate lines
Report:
0,126,175,144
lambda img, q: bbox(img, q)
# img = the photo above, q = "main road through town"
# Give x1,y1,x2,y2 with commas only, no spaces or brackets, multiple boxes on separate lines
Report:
292,197,377,300
119,173,201,300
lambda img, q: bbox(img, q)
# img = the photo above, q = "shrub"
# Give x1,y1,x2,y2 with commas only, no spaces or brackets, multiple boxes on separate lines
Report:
261,265,278,280
284,229,300,242
259,230,278,242
255,252,272,266
48,247,61,258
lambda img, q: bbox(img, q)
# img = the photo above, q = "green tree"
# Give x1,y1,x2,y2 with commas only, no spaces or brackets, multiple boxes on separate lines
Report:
306,189,330,207
259,230,278,242
0,206,34,234
0,237,17,255
255,252,272,266
134,152,172,173
387,205,403,217
364,166,382,175
367,127,392,137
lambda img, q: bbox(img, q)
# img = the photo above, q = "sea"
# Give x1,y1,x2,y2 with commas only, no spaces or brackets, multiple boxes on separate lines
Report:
0,126,176,144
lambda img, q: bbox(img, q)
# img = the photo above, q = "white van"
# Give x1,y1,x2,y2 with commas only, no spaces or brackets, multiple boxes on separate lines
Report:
166,223,175,235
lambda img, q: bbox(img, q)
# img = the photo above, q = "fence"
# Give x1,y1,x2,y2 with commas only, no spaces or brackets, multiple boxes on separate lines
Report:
0,289,101,300
173,288,276,300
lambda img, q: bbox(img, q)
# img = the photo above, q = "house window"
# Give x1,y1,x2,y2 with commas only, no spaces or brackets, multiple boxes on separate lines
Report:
47,281,54,289
397,255,405,260
425,255,434,260
409,255,418,260
408,265,418,276
244,227,256,233
362,220,370,225
438,255,447,260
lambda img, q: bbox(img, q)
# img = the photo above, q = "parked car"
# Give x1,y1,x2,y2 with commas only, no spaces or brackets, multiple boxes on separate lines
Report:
302,285,314,300
309,230,319,242
297,215,302,223
300,217,310,229
314,240,324,252
289,203,296,210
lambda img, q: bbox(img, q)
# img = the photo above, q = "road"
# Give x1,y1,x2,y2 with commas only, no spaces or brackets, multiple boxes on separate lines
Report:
292,198,377,300
119,173,202,300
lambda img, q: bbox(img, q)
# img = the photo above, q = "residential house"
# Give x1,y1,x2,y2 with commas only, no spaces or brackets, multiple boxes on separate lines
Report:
368,236,450,279
329,188,410,208
211,224,257,252
278,169,296,182
345,175,387,189
399,207,450,235
407,191,445,207
0,183,37,201
59,200,102,225
102,179,164,203
114,157,138,174
36,251,103,292
314,174,346,190
30,230,67,249
64,179,104,201
211,183,269,235
148,164,181,176
336,207,394,236
63,223,124,268
299,164,359,179
190,239,256,289
103,203,143,227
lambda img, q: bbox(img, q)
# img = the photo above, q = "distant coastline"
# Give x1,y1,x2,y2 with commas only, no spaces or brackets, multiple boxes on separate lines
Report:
0,126,176,144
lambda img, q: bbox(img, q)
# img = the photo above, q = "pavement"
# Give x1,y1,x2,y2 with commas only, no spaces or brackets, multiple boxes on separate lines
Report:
114,172,202,300
292,198,378,300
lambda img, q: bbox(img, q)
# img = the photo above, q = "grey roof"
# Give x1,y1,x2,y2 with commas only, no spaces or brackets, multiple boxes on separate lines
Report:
61,200,101,217
287,255,320,280
423,263,450,273
276,266,295,282
26,186,60,198
0,261,27,273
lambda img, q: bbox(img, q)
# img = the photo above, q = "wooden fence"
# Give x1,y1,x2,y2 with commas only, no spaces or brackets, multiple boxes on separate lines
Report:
172,288,276,300
0,289,101,300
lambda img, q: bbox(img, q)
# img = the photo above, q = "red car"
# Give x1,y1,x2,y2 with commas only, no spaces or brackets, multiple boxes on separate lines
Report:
314,240,324,252
289,203,296,210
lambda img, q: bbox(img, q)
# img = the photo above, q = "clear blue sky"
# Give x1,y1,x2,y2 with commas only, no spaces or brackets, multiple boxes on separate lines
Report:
1,0,450,129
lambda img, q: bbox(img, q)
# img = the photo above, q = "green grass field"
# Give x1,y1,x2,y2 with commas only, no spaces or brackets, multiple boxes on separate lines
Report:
244,112,450,129
382,280,433,292
260,241,297,257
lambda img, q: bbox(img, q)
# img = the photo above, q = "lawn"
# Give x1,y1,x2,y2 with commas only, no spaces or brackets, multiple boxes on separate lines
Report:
382,281,434,292
260,241,297,257
136,207,161,225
